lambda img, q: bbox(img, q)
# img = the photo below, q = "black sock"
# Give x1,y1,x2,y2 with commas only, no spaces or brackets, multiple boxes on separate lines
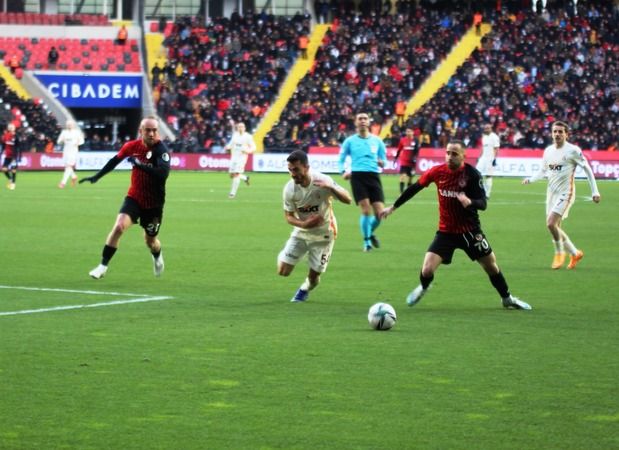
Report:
151,249,161,259
3,171,10,180
399,182,404,193
489,271,509,298
11,172,16,183
420,272,434,290
101,245,117,265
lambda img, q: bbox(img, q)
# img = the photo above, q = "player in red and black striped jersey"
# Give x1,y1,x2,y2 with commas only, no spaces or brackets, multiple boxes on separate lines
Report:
80,116,171,279
393,126,419,193
1,123,18,190
381,140,531,311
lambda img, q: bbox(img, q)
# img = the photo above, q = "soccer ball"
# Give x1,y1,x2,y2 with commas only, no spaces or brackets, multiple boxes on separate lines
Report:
368,302,397,330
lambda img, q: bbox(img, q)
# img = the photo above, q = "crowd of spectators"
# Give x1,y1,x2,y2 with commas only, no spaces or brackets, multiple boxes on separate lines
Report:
265,5,468,151
407,1,618,151
0,78,59,153
152,1,617,153
153,11,310,153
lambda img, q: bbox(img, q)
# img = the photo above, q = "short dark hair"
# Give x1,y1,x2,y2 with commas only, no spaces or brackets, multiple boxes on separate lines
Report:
552,121,570,132
448,139,465,149
287,149,308,165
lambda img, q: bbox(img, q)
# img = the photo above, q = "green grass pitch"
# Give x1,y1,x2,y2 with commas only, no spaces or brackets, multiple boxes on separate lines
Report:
0,171,617,449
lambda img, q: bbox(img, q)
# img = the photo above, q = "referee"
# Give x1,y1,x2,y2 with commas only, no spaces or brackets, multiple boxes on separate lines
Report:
338,112,387,252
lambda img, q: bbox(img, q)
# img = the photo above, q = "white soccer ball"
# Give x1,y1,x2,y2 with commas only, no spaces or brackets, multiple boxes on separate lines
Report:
368,302,397,330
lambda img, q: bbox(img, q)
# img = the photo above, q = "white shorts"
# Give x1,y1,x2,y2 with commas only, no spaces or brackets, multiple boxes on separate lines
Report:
63,150,78,166
278,236,335,273
229,158,247,174
476,157,495,177
547,190,574,219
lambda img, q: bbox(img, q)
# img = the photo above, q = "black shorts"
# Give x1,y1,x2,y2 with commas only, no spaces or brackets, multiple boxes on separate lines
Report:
2,157,16,169
399,164,415,176
350,172,385,204
119,196,164,237
427,230,493,264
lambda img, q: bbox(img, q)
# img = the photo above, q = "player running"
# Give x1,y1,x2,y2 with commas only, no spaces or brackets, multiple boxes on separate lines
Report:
80,116,171,279
381,140,531,310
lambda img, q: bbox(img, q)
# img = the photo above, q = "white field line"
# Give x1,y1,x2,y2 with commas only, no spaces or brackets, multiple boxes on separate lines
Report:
0,285,173,317
0,285,147,297
0,296,173,317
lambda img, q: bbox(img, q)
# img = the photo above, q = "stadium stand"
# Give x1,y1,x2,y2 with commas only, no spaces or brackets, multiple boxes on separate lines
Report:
0,37,141,72
0,77,59,152
153,11,310,152
0,12,109,26
265,8,466,151
408,2,618,151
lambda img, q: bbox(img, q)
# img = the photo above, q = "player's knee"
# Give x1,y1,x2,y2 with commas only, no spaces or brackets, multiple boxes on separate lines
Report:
278,262,293,277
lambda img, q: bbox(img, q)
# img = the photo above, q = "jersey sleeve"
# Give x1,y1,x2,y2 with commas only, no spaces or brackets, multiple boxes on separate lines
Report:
377,138,387,161
418,165,436,187
338,139,350,173
283,182,296,212
116,141,133,158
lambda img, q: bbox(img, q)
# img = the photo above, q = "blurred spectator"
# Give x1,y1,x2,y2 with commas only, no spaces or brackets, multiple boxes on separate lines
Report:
116,25,128,45
47,46,59,69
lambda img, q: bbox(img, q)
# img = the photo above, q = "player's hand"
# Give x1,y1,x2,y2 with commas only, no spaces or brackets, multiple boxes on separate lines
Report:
522,178,531,185
341,172,351,180
303,214,324,229
456,192,472,208
379,206,395,220
79,176,98,184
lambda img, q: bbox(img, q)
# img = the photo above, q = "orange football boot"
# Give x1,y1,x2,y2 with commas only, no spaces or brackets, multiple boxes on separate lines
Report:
567,250,584,270
551,253,566,269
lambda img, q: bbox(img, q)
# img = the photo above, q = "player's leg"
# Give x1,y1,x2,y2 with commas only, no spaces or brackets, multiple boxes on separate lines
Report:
60,165,72,187
357,198,374,251
547,212,566,269
484,175,493,198
142,209,164,277
407,251,442,306
229,172,241,198
89,212,133,279
477,253,532,310
560,228,584,269
278,236,308,301
367,175,385,249
9,167,16,188
298,240,335,300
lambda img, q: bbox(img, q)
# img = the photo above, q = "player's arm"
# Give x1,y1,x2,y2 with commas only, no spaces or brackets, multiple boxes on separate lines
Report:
129,143,170,180
523,158,546,184
338,139,350,175
575,152,601,203
393,140,403,162
459,170,487,210
377,139,387,168
79,155,123,183
380,182,425,219
284,211,323,229
314,177,352,204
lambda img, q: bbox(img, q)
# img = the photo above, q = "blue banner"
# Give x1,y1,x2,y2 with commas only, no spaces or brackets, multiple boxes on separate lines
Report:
35,73,142,108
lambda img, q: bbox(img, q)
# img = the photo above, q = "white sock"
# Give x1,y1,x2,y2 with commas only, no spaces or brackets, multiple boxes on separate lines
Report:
553,240,564,254
240,175,248,181
559,229,578,255
61,167,72,185
300,277,319,291
485,178,493,197
230,177,241,196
